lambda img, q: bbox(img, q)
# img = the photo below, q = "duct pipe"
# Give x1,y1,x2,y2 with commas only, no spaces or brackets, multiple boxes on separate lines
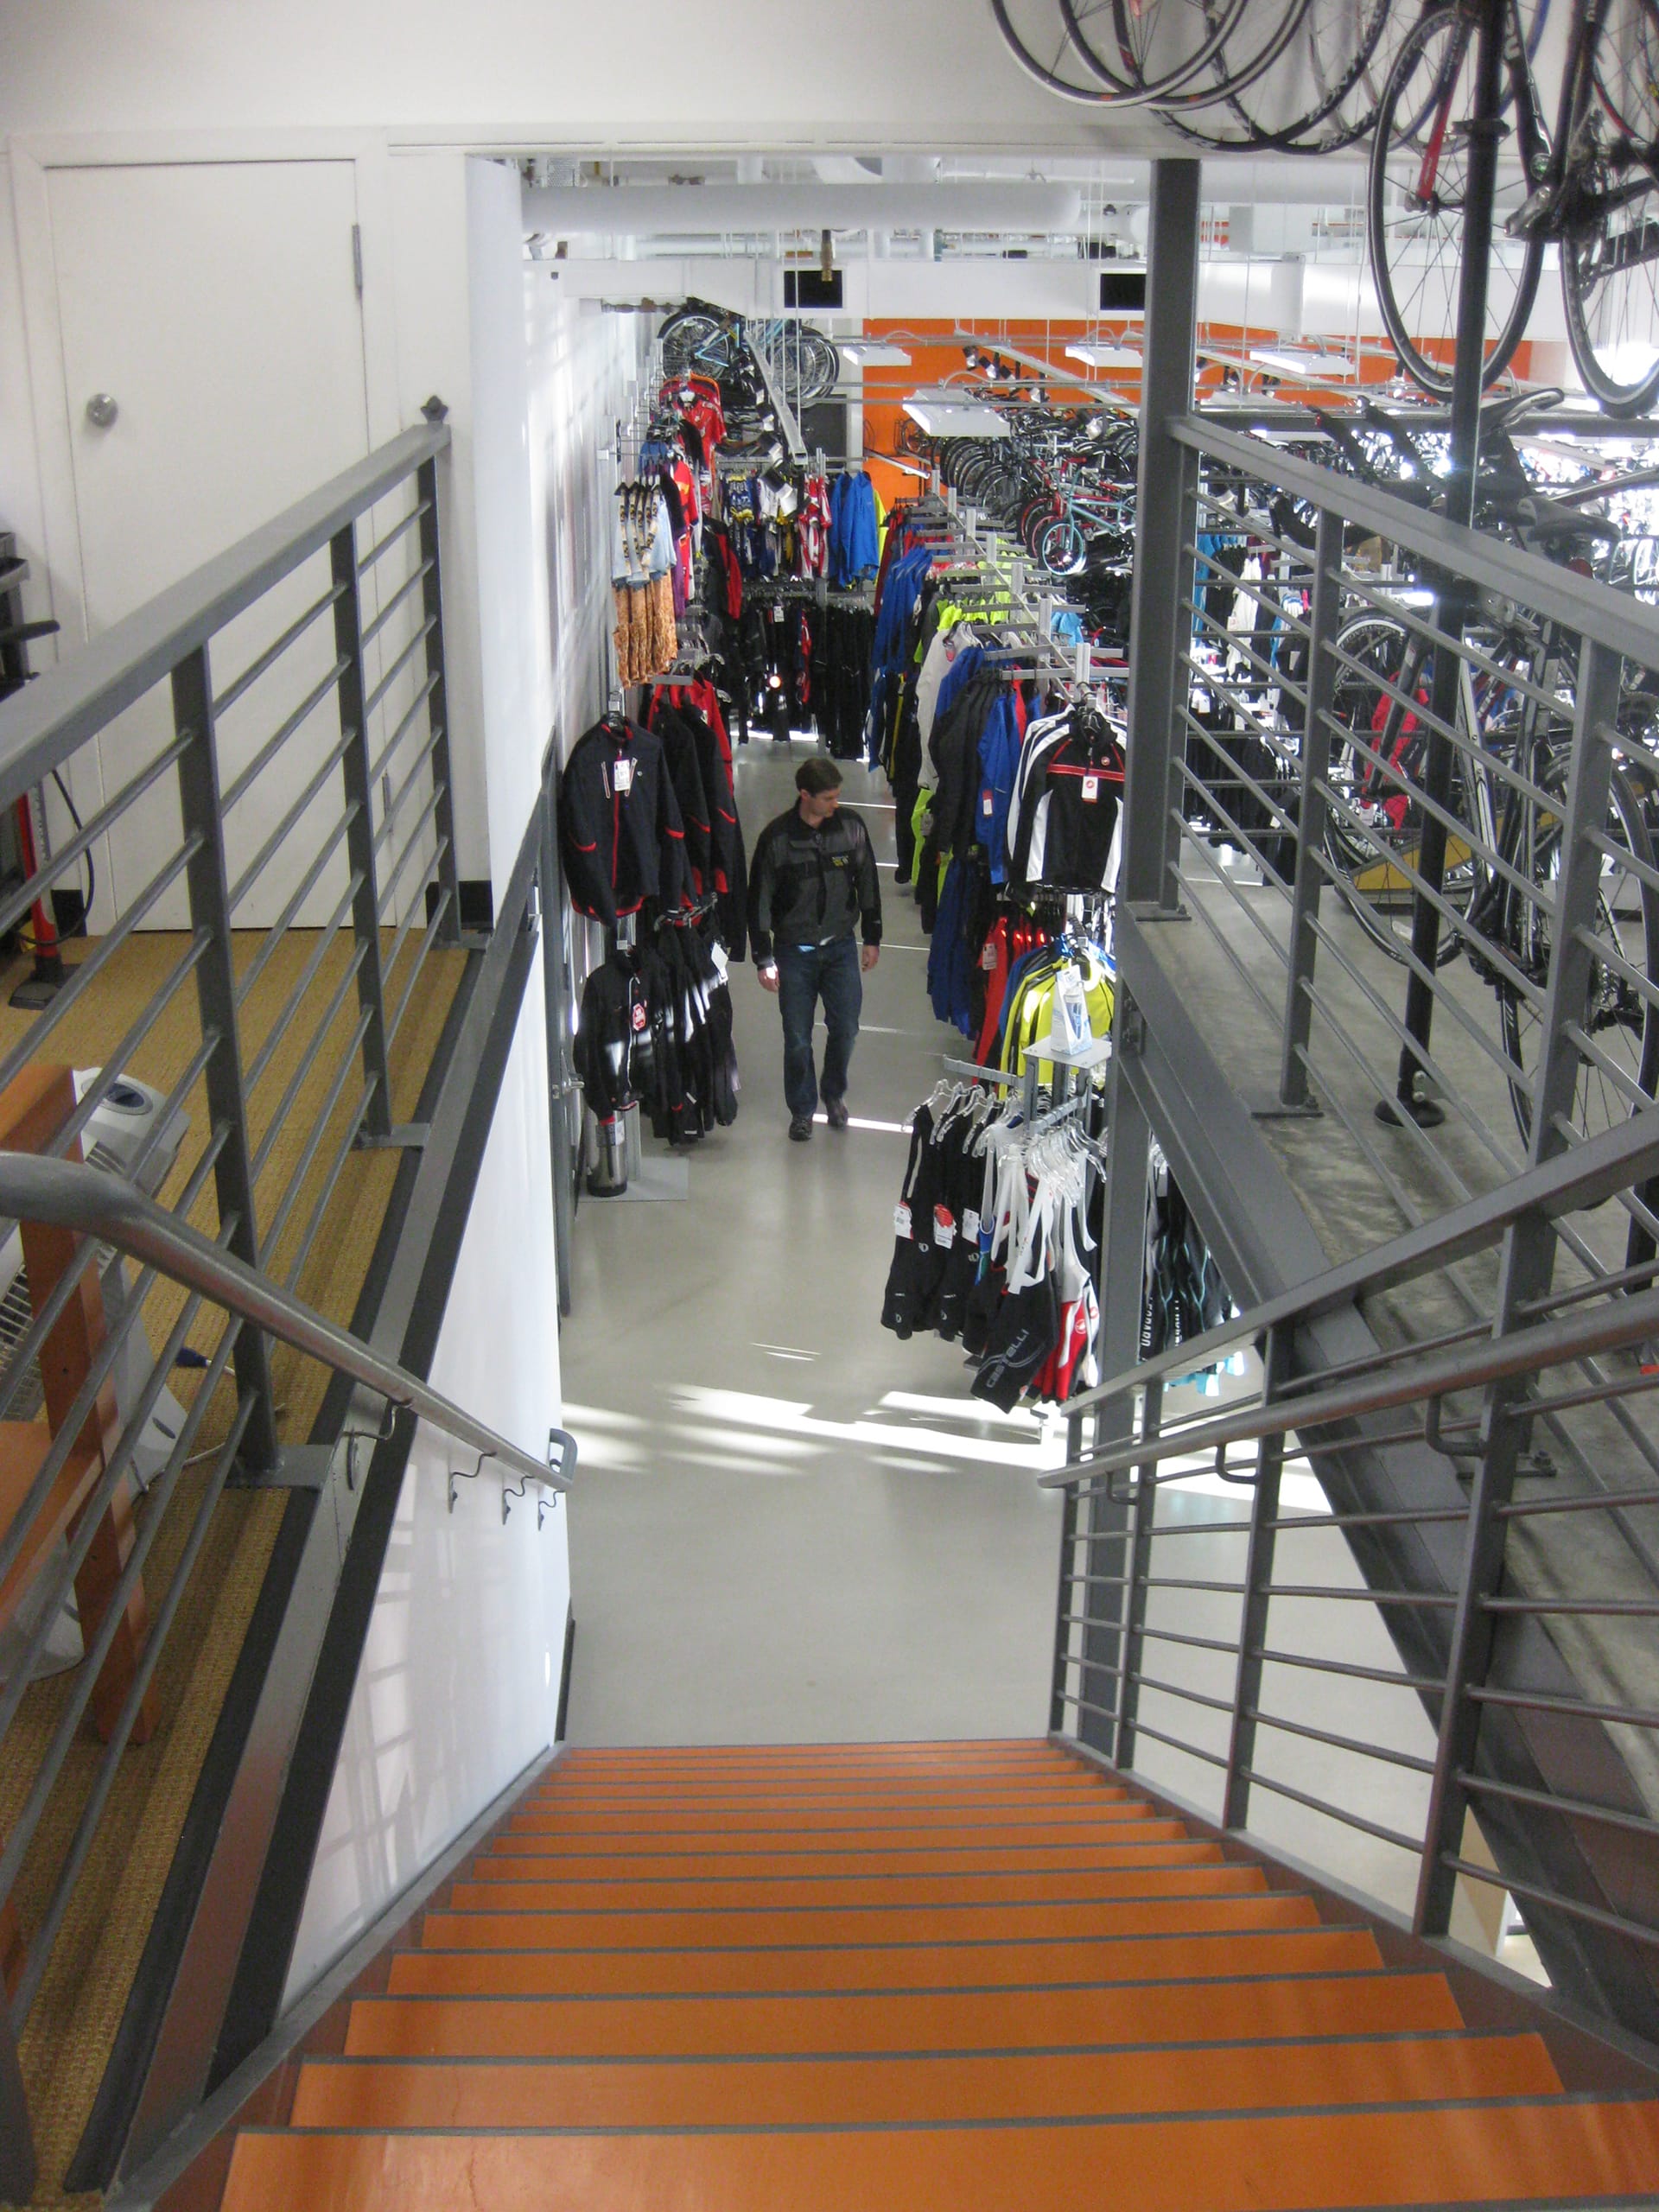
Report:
523,180,1084,235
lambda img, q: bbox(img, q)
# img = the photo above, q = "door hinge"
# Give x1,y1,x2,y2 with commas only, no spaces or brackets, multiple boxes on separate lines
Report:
352,223,365,297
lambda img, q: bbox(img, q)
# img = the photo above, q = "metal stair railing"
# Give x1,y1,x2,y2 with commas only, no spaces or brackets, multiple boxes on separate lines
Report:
0,1151,574,2202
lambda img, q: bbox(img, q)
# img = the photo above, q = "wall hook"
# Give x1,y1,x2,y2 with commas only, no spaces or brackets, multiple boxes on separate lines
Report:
448,1446,493,1513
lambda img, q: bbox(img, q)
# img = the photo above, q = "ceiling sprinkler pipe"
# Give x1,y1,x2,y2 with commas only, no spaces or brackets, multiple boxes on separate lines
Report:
522,180,1084,235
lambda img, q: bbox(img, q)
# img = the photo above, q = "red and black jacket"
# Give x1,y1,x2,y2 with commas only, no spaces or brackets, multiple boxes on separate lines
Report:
559,717,685,928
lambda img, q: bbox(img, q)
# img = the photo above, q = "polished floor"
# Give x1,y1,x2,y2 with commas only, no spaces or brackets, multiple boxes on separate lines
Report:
560,741,1068,1745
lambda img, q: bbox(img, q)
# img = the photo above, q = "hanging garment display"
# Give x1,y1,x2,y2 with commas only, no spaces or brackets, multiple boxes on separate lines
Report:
613,478,679,683
880,1077,1105,1414
559,716,686,928
1007,703,1127,897
646,683,748,957
830,468,882,588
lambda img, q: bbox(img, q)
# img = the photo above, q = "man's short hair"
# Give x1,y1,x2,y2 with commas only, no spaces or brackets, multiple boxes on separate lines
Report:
796,758,843,797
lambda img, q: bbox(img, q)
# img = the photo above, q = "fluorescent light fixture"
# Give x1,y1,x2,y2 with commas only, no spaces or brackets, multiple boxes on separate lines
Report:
840,339,912,366
1248,346,1357,382
1066,341,1141,370
902,396,1010,437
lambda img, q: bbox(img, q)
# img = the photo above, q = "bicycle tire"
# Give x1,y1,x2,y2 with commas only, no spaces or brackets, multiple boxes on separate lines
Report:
1560,0,1659,416
1036,515,1089,573
1497,747,1659,1151
798,328,841,405
1367,5,1544,398
987,0,1131,99
1059,0,1260,106
1204,0,1395,153
1323,610,1478,967
661,312,737,379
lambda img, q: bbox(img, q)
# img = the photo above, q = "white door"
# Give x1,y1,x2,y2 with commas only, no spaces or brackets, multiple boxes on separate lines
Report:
46,159,372,931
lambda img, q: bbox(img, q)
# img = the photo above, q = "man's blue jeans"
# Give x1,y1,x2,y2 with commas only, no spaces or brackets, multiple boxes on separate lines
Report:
777,937,862,1121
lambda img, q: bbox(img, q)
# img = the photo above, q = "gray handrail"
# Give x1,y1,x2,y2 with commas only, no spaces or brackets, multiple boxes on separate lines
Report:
0,1154,574,1491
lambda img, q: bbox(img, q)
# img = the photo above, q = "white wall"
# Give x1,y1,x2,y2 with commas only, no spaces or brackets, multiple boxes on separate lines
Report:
0,2,1173,156
283,957,568,2000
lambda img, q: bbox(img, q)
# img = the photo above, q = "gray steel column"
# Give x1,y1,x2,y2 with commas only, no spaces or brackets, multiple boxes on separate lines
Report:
1075,1018,1154,1758
0,2005,35,2202
173,647,280,1471
1222,1326,1289,1828
540,741,575,1319
416,451,464,945
1122,158,1202,917
331,524,395,1141
1414,639,1621,1935
1280,510,1342,1108
1113,1378,1160,1770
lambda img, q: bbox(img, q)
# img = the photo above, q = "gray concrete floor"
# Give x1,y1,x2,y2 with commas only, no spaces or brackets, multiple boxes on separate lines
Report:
559,741,1067,1746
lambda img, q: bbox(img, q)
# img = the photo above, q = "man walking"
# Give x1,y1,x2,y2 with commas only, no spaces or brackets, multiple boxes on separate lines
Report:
748,758,882,1141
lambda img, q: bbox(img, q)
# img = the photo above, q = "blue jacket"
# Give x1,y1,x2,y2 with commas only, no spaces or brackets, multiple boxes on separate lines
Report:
830,472,880,587
976,693,1022,885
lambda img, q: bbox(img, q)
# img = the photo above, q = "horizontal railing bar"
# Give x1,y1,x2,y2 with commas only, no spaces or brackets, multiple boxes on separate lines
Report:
1056,1692,1127,1726
1439,1856,1659,1951
1468,1683,1659,1729
1171,824,1293,981
226,726,354,912
1262,1502,1471,1533
1182,545,1314,640
0,423,447,812
1134,1624,1254,1658
1246,1707,1436,1775
3,1281,230,1967
1126,1671,1236,1718
372,739,440,856
361,618,436,721
1510,1367,1659,1423
1121,1719,1229,1770
1497,1484,1659,1521
1182,612,1308,707
219,655,349,814
0,735,191,948
244,874,365,1098
1238,1766,1424,1855
1049,1109,1659,1436
234,803,361,1009
10,1382,255,2027
213,582,346,721
44,934,211,1166
376,794,444,920
0,1156,573,1492
1179,710,1300,824
358,498,430,573
1052,1633,1125,1669
1173,418,1659,674
248,944,368,1181
0,838,201,1104
259,1018,373,1268
360,558,435,649
381,849,443,1001
1457,1770,1659,1840
1140,1574,1248,1597
366,680,439,793
279,1067,378,1291
1334,578,1574,738
1482,1594,1659,1617
1262,1582,1459,1606
388,893,454,1047
1254,1645,1447,1694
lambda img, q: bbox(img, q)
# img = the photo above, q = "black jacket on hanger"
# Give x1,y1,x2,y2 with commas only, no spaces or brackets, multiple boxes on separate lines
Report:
560,716,685,927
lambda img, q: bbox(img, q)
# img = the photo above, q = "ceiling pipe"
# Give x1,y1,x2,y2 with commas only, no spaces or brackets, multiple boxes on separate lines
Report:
522,179,1084,235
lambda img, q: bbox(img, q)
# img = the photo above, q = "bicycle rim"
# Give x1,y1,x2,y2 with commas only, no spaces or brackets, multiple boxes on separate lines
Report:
1498,754,1659,1151
1368,5,1543,397
1059,0,1257,105
988,0,1132,99
1561,0,1659,415
1324,612,1475,966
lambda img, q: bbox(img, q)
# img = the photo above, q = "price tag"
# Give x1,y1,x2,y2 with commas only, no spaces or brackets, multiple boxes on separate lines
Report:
982,791,995,817
613,756,635,795
1081,773,1100,803
981,943,998,971
893,1203,912,1240
709,941,729,983
933,1205,956,1249
963,1208,982,1243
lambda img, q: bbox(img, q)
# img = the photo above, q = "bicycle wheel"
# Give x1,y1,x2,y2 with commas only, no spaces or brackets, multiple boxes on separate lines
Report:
1036,515,1089,573
1497,749,1659,1147
661,312,736,380
1060,0,1259,105
1560,0,1659,416
798,328,841,404
1367,6,1545,398
988,0,1132,99
1323,610,1478,965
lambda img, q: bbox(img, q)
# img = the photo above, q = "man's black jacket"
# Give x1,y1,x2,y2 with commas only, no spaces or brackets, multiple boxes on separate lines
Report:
560,717,685,927
747,800,882,963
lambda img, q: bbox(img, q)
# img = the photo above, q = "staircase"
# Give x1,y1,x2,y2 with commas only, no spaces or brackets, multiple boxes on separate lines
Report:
221,1739,1659,2209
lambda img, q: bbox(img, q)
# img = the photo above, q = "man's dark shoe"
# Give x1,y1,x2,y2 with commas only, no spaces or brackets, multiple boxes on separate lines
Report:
823,1095,850,1129
789,1116,813,1142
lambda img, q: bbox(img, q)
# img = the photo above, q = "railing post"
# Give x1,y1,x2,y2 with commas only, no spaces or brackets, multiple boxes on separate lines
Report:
1414,637,1622,1935
330,523,395,1141
1048,1479,1081,1734
1114,1378,1160,1771
0,1999,37,2203
1280,509,1342,1108
416,446,464,945
540,741,575,1319
173,647,279,1471
1122,158,1202,918
1222,1326,1288,1829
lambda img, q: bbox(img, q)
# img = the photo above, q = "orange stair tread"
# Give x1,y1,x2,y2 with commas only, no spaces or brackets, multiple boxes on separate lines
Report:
496,1811,1155,1850
420,1883,1281,1952
222,2101,1659,2212
505,1802,1139,1834
389,1923,1369,1999
448,1859,1233,1915
289,2031,1561,2130
343,1971,1465,2059
476,1834,1195,1880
